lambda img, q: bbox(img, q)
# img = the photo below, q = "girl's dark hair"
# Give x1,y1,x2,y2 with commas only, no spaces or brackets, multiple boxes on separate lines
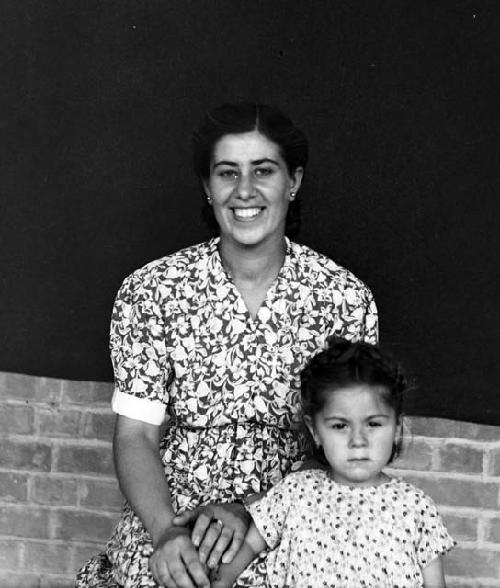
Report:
301,336,408,463
192,102,308,237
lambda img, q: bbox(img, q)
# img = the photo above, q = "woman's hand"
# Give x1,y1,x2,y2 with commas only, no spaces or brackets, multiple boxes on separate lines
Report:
173,502,251,570
149,526,210,588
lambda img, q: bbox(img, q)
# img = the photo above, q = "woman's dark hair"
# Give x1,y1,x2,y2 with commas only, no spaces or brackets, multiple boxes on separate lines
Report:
192,102,308,237
300,336,408,464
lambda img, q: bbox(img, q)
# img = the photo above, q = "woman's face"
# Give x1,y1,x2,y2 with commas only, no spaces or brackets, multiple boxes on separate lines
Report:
204,131,303,248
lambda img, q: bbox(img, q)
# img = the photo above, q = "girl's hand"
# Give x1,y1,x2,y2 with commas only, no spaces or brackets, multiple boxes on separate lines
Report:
149,525,210,588
172,502,250,570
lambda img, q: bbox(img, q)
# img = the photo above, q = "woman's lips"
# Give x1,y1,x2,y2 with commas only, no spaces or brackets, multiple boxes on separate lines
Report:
232,207,264,220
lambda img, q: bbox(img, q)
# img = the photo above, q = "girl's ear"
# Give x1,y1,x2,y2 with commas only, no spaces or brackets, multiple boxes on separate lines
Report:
303,415,320,446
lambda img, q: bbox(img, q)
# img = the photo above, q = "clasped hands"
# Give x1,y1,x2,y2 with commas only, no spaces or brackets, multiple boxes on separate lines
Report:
149,502,250,588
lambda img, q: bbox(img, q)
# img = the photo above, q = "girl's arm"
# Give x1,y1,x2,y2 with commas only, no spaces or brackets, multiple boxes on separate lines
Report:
210,522,267,588
422,555,446,588
114,415,210,588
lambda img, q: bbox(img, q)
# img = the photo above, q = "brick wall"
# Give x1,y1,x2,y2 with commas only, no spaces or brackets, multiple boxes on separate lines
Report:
0,371,499,587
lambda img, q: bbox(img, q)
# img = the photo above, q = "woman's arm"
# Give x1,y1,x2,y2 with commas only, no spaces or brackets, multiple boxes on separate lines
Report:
210,522,267,588
422,555,446,587
114,415,209,588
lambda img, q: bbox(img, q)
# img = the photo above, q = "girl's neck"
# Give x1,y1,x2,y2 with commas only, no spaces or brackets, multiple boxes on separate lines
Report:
328,471,391,489
218,235,287,285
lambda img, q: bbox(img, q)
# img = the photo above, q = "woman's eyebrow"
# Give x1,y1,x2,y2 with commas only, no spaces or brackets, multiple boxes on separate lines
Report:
213,160,238,168
252,158,279,166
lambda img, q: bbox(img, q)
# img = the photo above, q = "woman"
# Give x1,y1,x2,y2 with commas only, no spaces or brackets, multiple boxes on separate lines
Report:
76,103,378,588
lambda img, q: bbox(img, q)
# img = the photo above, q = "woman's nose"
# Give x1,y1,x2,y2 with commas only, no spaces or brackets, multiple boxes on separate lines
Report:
349,427,368,448
235,172,254,199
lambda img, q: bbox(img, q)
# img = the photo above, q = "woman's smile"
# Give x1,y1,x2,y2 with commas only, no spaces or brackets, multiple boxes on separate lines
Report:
232,206,265,221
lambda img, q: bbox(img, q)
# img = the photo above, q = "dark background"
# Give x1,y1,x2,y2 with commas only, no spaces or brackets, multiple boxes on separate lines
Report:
1,1,499,424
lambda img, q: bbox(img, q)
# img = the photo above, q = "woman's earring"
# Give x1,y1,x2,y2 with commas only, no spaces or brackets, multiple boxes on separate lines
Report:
289,191,296,201
207,195,212,205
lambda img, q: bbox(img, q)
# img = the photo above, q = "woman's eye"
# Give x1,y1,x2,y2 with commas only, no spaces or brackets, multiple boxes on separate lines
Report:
218,169,238,178
368,421,382,428
255,167,273,177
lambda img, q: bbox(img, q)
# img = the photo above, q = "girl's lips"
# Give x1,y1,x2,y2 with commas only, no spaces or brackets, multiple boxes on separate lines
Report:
232,207,264,220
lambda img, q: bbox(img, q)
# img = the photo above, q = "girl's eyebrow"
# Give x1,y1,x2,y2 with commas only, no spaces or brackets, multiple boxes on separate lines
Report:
323,413,390,422
213,157,279,169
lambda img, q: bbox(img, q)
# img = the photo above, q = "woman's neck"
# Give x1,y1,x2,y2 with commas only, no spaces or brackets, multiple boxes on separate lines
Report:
218,235,287,285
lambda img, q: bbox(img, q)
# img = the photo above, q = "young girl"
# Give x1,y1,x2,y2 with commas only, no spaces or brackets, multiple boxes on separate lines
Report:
212,337,455,588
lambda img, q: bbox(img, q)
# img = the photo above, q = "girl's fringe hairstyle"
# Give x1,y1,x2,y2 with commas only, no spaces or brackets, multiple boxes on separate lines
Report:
300,336,409,463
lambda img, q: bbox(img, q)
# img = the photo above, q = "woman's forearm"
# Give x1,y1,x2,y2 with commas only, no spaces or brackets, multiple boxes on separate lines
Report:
113,415,176,545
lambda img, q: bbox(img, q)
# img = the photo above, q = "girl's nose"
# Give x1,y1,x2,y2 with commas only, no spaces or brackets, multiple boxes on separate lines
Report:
349,427,368,448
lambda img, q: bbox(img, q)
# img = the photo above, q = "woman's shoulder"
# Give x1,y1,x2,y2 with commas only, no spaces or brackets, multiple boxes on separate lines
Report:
289,240,372,295
122,239,217,284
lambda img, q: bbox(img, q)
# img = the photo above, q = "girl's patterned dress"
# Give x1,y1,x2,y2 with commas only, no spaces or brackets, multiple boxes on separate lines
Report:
75,237,378,588
246,470,455,588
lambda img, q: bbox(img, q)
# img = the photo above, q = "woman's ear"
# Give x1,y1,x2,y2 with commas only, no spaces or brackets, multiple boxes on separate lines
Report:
202,180,211,200
290,167,304,195
303,415,319,446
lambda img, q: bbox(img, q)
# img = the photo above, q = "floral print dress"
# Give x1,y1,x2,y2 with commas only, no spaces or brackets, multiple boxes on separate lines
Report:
246,470,455,588
75,237,378,588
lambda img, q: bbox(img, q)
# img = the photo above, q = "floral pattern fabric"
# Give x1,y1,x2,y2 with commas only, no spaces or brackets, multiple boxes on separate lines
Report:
247,470,455,588
76,237,378,588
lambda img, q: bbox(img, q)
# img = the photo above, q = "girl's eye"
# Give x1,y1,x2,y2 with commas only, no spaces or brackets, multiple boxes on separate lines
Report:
368,421,383,428
331,423,347,430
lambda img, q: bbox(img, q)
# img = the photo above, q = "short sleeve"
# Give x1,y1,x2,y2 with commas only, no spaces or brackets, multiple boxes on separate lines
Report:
362,286,379,344
246,477,294,549
415,495,456,569
110,270,172,425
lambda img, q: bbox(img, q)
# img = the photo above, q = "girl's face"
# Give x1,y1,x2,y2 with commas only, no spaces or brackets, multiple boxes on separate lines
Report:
204,131,303,248
305,384,400,487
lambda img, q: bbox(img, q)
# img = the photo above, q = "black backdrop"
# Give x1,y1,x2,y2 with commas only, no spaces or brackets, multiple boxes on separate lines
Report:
2,1,499,424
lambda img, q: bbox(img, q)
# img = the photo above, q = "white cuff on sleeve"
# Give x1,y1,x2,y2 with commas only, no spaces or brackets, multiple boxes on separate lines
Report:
111,389,167,425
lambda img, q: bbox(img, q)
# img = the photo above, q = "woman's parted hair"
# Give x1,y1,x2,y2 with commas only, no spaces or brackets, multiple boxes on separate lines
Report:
301,336,408,463
192,102,308,237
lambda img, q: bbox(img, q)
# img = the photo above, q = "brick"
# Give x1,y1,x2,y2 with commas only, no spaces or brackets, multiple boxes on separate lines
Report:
0,403,35,434
72,542,102,572
391,438,433,471
23,541,73,574
0,572,41,588
400,474,499,509
441,512,478,542
0,538,22,571
79,478,123,511
61,380,113,406
437,443,483,473
0,472,28,502
444,547,500,579
56,444,114,475
0,505,51,539
53,510,119,542
489,448,500,476
31,476,78,506
485,516,500,543
407,416,500,442
38,408,82,438
0,439,52,472
0,372,62,404
80,411,115,442
40,575,76,588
